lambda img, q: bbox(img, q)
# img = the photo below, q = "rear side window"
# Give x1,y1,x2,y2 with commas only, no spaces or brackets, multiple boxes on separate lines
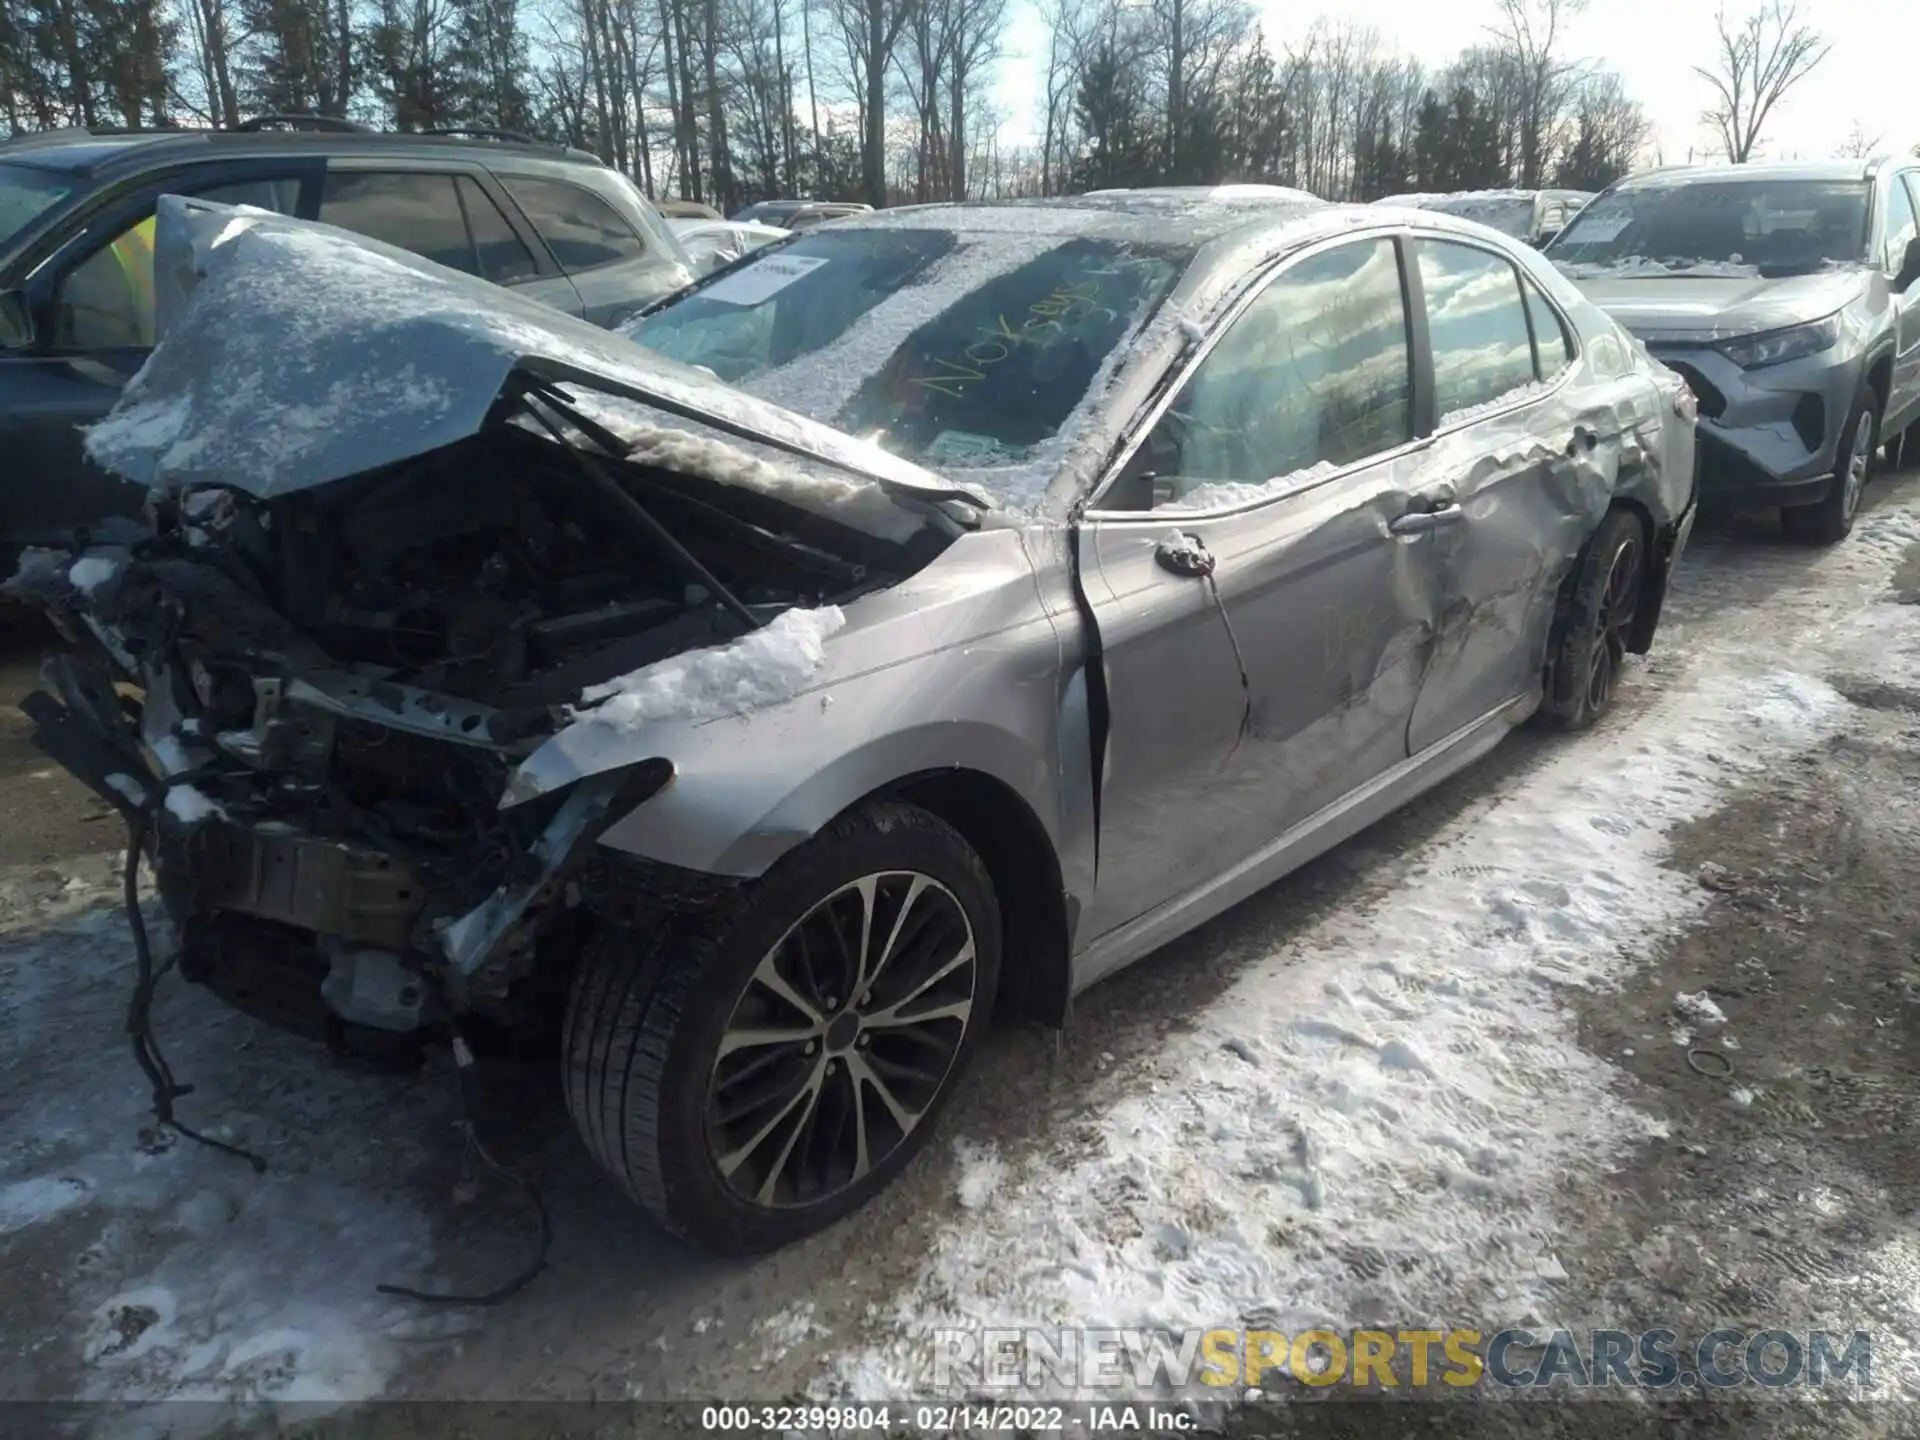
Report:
319,171,477,274
1522,276,1573,380
456,176,536,283
1417,239,1537,423
499,176,647,272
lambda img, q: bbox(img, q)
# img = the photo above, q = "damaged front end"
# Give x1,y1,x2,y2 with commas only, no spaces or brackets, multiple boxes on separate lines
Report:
6,200,978,1065
11,403,956,1062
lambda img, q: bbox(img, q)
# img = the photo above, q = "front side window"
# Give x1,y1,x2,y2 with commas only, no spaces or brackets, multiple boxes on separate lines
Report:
1419,240,1537,424
1550,178,1871,278
500,175,647,272
1103,237,1413,512
1882,174,1918,276
54,176,301,351
319,170,477,273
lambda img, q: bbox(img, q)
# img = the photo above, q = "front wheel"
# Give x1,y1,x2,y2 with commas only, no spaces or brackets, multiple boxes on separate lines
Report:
1783,394,1877,546
1538,508,1645,732
563,801,1001,1254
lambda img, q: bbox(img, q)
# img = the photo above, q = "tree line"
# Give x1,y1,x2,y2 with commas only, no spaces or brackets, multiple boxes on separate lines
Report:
7,0,1824,214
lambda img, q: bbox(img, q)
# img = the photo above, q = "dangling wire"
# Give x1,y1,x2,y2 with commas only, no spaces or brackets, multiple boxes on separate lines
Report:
122,793,268,1174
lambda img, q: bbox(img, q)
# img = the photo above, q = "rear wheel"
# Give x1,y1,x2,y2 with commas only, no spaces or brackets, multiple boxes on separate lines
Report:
1539,508,1644,732
1783,394,1876,546
563,801,1001,1254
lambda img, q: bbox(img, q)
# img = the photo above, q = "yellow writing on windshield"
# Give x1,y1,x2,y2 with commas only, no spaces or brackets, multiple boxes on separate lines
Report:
910,280,1106,400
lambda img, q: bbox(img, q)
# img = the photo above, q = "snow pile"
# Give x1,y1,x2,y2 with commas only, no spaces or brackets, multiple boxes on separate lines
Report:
828,527,1920,1403
572,604,847,734
67,557,120,595
163,784,228,825
1674,991,1728,1028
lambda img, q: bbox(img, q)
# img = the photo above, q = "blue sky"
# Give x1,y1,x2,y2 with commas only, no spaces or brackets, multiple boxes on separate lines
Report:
989,0,1917,166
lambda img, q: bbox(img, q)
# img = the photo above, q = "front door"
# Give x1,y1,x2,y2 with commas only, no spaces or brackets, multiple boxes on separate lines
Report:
1883,172,1920,436
1079,234,1442,940
0,167,312,556
1403,235,1634,752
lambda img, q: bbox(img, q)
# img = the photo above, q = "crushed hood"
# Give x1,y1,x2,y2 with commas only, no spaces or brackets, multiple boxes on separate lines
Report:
92,195,992,510
1559,266,1867,343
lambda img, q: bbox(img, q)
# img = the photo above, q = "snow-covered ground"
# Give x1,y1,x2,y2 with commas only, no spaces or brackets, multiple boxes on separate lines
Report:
6,479,1920,1426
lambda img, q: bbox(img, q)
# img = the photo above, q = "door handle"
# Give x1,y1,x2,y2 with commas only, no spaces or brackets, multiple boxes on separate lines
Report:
1154,533,1216,578
1388,504,1463,536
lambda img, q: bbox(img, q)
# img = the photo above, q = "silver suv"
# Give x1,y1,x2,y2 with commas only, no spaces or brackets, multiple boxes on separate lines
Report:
1545,158,1920,544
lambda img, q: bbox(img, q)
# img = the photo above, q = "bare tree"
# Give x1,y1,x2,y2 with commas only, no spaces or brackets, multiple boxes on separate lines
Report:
1835,119,1881,159
824,0,917,204
1488,0,1583,188
1693,0,1829,163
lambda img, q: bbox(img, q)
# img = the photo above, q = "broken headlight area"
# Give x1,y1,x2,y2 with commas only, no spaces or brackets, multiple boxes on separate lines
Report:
6,397,942,1063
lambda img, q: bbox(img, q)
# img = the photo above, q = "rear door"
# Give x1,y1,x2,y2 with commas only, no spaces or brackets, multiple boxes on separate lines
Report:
1078,233,1442,941
492,171,693,328
0,163,313,554
1403,234,1632,752
316,162,583,316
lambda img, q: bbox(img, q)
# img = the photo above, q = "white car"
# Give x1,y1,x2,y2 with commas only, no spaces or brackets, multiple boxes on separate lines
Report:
667,218,788,273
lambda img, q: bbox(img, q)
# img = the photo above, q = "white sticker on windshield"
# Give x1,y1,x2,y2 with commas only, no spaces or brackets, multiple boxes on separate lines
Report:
1568,213,1631,241
700,253,829,305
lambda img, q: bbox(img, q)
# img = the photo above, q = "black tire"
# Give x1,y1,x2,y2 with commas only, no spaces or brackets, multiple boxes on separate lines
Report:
563,801,1001,1254
1783,393,1877,546
1538,507,1646,732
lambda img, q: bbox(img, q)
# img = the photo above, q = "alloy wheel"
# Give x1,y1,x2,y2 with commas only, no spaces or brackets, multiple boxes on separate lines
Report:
1585,533,1642,714
705,872,978,1209
1842,415,1874,522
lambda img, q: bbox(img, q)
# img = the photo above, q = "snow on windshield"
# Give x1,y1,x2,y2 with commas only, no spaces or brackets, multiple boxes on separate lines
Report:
1549,178,1870,277
623,216,1191,507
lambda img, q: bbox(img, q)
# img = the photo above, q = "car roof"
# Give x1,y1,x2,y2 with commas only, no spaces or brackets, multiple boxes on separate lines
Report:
1617,159,1881,189
849,191,1332,246
0,124,605,178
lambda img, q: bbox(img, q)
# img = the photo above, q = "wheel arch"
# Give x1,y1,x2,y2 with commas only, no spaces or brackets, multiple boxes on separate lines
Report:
866,768,1073,1029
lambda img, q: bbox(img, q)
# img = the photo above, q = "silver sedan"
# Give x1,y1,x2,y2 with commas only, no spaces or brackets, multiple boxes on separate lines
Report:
9,188,1697,1254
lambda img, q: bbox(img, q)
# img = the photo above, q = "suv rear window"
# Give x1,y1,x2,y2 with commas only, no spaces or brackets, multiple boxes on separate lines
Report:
499,176,647,272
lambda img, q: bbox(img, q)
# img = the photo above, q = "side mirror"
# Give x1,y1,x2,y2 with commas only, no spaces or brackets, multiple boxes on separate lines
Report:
0,289,34,349
1898,236,1920,293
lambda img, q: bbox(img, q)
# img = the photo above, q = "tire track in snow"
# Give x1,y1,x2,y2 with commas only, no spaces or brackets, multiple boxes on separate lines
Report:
827,485,1920,1403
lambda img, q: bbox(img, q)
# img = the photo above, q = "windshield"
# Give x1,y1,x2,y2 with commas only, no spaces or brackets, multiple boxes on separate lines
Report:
1549,178,1870,278
625,225,1189,479
0,162,77,251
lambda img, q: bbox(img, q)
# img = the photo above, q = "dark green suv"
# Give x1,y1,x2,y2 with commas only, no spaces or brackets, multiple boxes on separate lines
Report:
0,117,696,568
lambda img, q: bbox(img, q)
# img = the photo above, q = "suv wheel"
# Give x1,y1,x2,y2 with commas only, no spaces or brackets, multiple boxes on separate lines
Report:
1783,393,1877,546
563,802,1001,1254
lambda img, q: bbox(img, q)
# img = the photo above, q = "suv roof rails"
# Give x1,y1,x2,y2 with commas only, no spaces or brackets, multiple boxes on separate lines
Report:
421,125,536,144
235,114,370,133
3,124,183,149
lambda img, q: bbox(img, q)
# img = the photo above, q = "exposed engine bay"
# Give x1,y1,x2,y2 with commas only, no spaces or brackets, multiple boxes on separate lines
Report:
8,391,959,1062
